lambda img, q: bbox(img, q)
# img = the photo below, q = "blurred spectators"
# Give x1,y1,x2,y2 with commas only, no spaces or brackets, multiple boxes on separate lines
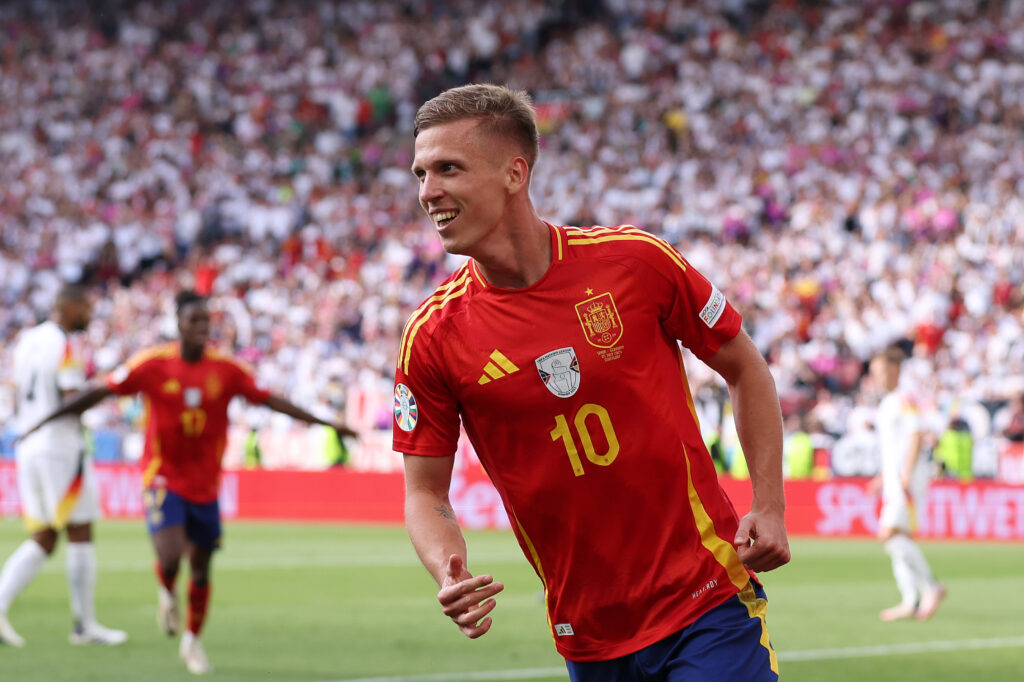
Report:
1,0,1022,471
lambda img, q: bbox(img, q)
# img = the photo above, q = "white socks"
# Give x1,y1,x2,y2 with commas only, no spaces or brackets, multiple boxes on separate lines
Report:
884,534,938,607
0,539,48,614
66,542,97,627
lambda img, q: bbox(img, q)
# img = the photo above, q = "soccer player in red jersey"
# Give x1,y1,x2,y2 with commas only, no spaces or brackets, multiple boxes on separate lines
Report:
395,84,790,681
32,290,357,674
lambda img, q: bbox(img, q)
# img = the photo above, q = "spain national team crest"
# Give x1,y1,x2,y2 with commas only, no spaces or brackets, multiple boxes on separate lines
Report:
535,347,580,398
575,292,623,348
394,383,418,432
205,374,224,401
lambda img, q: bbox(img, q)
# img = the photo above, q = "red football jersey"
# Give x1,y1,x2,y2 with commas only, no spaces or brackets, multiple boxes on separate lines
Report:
394,224,755,661
107,343,271,503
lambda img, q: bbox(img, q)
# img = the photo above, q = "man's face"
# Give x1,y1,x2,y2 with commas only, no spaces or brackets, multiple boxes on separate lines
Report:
869,356,899,392
57,294,92,333
411,118,515,256
64,298,92,333
178,302,211,349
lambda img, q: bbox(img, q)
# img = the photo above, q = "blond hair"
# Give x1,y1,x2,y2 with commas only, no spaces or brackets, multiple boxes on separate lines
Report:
414,84,539,170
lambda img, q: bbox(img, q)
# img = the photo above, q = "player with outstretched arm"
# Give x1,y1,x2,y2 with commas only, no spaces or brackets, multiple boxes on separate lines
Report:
27,290,357,674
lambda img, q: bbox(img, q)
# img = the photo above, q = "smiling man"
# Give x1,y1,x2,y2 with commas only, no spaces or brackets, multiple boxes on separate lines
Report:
396,84,790,681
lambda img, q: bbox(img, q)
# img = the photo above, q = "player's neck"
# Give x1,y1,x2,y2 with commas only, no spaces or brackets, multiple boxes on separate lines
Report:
181,343,205,363
472,215,551,290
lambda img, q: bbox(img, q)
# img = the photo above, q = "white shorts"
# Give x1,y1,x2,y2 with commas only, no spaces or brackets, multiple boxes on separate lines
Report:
16,447,101,531
879,476,928,533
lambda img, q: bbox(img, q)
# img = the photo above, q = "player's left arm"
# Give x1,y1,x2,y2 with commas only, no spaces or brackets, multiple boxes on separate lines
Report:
705,329,791,573
900,413,924,496
261,394,358,439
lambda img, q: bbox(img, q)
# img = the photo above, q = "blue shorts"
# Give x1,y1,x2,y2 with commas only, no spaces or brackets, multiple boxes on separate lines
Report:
143,486,222,550
566,581,778,682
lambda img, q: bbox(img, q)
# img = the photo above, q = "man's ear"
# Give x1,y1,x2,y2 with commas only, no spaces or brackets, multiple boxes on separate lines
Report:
505,156,531,194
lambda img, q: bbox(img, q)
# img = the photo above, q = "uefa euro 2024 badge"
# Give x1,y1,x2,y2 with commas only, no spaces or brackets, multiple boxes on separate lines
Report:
394,383,418,432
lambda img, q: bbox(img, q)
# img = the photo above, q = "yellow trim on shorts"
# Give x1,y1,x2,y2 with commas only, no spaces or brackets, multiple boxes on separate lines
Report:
23,514,50,533
738,581,779,675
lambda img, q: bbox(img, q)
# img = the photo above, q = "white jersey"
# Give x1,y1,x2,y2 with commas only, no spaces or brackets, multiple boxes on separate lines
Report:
876,389,929,503
12,320,87,457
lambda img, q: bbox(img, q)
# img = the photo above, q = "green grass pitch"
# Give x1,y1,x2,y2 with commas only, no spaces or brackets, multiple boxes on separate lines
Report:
0,519,1022,681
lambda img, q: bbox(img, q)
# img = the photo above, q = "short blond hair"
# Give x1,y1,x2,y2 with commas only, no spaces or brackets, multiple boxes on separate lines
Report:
414,84,539,170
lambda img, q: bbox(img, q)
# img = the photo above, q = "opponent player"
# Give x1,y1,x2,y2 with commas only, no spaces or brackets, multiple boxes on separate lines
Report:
29,290,357,673
0,283,126,647
869,345,946,621
396,84,790,680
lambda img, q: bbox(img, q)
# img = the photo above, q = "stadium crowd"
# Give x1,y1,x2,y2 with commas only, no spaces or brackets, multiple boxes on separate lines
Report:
1,0,1022,470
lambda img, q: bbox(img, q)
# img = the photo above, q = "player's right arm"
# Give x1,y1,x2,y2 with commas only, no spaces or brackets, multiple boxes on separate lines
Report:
404,453,504,639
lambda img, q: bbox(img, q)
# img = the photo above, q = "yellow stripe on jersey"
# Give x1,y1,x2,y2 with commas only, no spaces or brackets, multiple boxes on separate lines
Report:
682,443,751,591
513,514,546,585
469,259,488,288
564,226,689,273
676,346,703,429
398,266,474,374
738,581,780,674
553,225,564,261
141,396,162,488
206,347,258,375
125,342,178,370
510,511,556,643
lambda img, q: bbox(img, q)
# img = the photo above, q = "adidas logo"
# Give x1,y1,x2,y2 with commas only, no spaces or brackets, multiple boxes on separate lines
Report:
478,350,520,385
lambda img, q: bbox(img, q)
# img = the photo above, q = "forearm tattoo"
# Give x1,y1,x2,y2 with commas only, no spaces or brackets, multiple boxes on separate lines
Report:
435,504,456,520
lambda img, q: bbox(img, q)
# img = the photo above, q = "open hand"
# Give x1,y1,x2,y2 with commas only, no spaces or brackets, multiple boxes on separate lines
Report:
437,554,504,638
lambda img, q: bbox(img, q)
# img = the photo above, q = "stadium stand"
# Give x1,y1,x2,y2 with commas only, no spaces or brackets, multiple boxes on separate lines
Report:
1,0,1021,473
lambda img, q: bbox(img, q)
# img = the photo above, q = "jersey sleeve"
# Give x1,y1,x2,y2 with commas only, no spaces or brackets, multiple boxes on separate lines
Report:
642,239,742,360
106,350,155,395
230,361,272,404
392,329,461,457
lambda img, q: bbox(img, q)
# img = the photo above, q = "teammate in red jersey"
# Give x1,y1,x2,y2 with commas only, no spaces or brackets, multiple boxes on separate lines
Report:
30,290,357,674
396,84,790,680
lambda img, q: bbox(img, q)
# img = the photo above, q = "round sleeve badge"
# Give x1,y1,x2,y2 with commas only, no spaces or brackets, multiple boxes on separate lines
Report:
394,383,419,432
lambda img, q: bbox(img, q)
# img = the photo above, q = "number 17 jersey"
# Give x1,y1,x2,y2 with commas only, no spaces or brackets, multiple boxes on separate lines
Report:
394,224,756,661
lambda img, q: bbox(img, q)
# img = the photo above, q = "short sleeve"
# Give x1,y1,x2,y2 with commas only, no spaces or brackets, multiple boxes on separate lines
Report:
230,361,272,404
392,332,461,457
646,243,742,360
106,353,151,395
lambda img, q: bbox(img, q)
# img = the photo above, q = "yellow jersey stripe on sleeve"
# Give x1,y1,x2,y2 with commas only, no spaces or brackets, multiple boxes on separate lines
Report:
398,265,472,368
125,342,178,370
564,228,688,273
399,268,474,374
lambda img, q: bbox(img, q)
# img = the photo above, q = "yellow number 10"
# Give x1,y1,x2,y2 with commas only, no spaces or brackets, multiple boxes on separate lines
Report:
549,403,620,477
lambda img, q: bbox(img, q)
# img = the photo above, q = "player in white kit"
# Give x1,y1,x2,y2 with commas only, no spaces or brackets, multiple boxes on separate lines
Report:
870,345,946,622
0,284,126,647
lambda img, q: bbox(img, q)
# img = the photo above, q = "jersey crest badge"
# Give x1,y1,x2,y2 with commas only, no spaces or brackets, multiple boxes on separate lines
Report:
575,292,623,348
535,347,580,398
205,374,223,401
394,383,418,432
